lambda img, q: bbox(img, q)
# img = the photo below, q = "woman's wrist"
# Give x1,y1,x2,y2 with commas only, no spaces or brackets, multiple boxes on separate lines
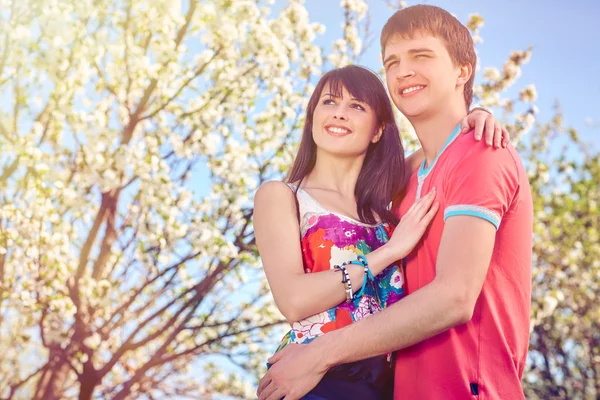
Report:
387,241,408,263
368,244,403,276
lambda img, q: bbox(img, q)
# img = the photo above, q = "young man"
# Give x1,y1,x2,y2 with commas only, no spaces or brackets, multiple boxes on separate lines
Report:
257,5,532,400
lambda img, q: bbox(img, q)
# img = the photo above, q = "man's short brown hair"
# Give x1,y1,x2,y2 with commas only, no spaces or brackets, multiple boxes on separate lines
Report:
381,5,477,108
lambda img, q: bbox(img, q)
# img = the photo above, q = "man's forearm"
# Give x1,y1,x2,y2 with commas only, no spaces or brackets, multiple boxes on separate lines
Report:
315,279,471,368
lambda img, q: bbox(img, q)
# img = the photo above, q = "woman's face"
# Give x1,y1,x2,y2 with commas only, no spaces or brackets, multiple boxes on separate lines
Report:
311,83,382,158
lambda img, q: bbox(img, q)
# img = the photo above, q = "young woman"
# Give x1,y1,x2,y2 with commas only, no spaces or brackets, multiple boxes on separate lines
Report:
253,65,507,399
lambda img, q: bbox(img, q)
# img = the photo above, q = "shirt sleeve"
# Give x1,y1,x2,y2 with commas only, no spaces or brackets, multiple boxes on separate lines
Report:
443,143,520,230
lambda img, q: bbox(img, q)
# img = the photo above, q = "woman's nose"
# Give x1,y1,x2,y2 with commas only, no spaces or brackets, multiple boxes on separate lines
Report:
333,107,348,120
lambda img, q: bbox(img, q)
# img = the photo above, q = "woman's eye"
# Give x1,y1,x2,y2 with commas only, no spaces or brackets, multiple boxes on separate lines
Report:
322,99,335,105
352,104,365,111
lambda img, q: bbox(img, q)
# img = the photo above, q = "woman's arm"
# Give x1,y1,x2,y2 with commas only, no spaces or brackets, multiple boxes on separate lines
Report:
254,181,401,323
254,181,439,323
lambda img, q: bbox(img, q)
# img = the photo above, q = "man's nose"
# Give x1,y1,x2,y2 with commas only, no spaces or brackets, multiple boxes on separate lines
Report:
397,68,416,80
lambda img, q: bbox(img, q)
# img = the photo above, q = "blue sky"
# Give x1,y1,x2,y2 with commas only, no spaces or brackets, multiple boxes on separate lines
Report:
304,0,600,146
195,0,600,199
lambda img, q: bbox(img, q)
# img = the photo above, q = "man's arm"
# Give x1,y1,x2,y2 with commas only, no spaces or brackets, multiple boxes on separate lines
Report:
257,217,497,400
320,215,495,365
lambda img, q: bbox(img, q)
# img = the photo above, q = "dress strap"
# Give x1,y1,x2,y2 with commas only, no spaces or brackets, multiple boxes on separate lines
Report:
285,183,326,216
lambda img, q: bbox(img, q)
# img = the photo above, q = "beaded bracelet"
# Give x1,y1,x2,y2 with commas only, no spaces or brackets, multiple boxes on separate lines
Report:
334,264,353,302
335,255,376,303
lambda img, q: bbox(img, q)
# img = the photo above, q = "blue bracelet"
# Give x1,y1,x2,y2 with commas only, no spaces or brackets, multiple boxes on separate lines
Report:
357,255,375,281
350,255,374,299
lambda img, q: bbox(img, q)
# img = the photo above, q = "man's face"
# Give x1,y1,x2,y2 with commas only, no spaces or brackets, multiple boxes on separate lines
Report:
382,32,466,119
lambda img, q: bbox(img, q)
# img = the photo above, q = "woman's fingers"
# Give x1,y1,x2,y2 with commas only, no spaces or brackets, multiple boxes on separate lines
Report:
502,127,510,147
411,188,436,216
460,115,471,135
494,125,502,148
484,116,495,145
421,201,440,226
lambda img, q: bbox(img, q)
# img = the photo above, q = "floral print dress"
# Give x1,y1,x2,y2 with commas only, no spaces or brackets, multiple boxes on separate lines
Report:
274,184,405,353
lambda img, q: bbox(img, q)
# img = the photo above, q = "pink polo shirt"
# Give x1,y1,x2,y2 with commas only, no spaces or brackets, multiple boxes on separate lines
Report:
393,127,533,399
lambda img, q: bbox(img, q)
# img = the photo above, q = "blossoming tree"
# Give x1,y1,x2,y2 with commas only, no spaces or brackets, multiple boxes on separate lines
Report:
0,0,597,399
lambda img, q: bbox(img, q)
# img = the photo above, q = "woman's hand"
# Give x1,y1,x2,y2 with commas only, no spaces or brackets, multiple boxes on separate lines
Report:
460,109,510,148
386,187,439,260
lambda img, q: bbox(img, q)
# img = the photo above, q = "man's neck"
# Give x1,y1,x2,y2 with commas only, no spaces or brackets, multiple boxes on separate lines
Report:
410,106,467,169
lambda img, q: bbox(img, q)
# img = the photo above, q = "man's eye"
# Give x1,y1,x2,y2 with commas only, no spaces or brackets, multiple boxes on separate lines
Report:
386,61,398,69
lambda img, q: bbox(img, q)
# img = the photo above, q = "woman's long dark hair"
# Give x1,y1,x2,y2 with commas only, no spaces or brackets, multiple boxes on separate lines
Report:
287,65,406,225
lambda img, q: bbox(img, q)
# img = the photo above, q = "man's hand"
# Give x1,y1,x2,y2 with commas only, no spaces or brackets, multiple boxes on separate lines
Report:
460,109,510,148
257,343,329,400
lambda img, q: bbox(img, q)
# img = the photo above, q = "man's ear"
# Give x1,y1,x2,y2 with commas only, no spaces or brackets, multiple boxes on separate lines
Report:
457,62,473,86
372,125,384,143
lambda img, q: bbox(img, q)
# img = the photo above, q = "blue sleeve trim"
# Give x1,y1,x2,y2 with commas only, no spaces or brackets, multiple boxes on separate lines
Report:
444,205,501,230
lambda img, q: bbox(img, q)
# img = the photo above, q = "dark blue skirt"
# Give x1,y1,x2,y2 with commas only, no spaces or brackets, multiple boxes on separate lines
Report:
300,355,393,400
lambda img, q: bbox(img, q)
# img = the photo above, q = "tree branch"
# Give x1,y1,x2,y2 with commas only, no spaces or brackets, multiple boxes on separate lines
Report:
141,47,223,121
91,189,120,280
